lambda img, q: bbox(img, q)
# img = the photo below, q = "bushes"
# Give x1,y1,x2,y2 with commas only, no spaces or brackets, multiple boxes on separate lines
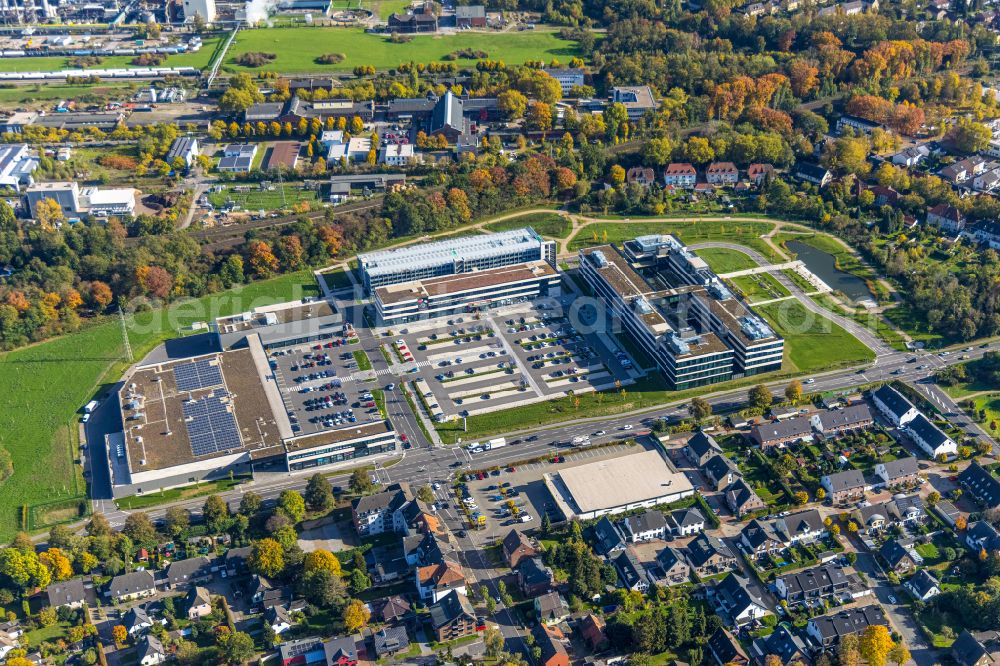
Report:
131,53,166,66
315,53,345,65
235,51,277,67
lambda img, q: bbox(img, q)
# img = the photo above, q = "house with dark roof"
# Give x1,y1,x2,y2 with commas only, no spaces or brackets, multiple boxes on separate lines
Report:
879,538,923,574
905,413,957,459
934,499,962,528
376,595,413,627
806,605,888,648
46,578,87,609
429,91,466,142
593,516,626,556
225,546,252,576
965,521,1000,553
952,630,1000,666
656,546,691,585
373,625,410,658
711,573,771,627
165,556,212,589
703,454,741,492
184,586,212,619
138,634,166,666
518,556,554,597
725,479,767,518
502,529,538,568
614,548,655,592
740,519,783,557
266,604,294,635
107,570,156,602
455,4,486,27
959,462,1000,510
669,507,706,536
750,417,813,449
352,483,420,537
794,162,833,187
811,404,873,438
123,606,154,637
708,627,750,666
775,564,849,605
821,469,866,505
871,385,919,427
905,568,941,601
684,431,722,467
686,532,738,578
429,591,476,642
853,495,924,534
875,457,919,488
621,510,667,542
324,635,359,666
772,509,826,545
627,167,657,187
750,625,808,666
387,10,438,32
535,591,570,625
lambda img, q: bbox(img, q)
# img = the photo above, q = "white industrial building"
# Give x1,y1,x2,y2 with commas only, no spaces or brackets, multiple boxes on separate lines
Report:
183,0,217,22
0,144,37,191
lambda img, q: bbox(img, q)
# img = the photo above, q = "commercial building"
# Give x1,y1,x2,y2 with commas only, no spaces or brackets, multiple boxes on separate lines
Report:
213,298,347,350
183,0,217,22
0,144,37,191
358,227,556,292
166,137,199,169
544,450,693,520
611,86,659,119
26,181,79,217
542,68,585,94
579,234,782,390
217,144,257,172
263,142,300,171
372,260,561,325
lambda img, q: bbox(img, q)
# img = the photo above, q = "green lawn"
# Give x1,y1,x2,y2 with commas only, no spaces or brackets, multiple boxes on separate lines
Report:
697,247,759,274
569,220,782,263
813,294,909,352
207,185,321,212
117,476,249,510
485,212,570,239
0,37,220,72
0,81,139,107
727,273,790,303
754,300,875,374
224,27,581,73
353,350,373,372
0,270,319,540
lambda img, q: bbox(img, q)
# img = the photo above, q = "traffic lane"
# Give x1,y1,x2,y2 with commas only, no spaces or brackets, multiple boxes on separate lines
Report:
84,388,122,501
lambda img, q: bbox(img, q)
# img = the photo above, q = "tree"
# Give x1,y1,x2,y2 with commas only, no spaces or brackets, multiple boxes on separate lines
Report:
343,599,370,633
610,164,626,186
949,119,992,153
689,397,712,421
240,492,262,516
349,468,374,495
526,102,553,132
165,506,190,538
643,137,674,166
749,384,773,411
956,516,968,530
34,198,65,230
305,474,334,512
785,380,803,403
278,490,306,523
246,240,279,278
927,491,941,506
203,495,229,532
122,512,158,548
498,90,527,120
303,549,342,577
219,630,255,665
793,491,808,505
348,568,371,594
248,538,285,578
888,643,910,666
87,513,112,537
112,625,127,646
301,568,347,609
37,606,57,626
859,625,895,666
417,484,435,504
485,627,505,657
816,488,826,500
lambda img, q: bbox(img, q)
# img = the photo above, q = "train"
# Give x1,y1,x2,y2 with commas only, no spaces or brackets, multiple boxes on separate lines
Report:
0,66,201,80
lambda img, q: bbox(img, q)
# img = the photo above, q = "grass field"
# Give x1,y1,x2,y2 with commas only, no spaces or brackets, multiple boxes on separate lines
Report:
117,476,248,510
569,220,782,263
727,273,790,303
0,270,319,540
207,185,321,211
0,36,221,73
224,27,581,73
0,81,139,107
754,300,875,374
696,247,759,274
813,294,909,352
485,212,570,239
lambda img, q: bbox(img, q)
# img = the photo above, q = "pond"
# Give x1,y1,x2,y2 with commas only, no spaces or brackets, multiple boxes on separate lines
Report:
786,240,875,303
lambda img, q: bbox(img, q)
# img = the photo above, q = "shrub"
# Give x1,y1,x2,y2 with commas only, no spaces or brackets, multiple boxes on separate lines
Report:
235,52,276,67
315,53,345,65
131,53,166,66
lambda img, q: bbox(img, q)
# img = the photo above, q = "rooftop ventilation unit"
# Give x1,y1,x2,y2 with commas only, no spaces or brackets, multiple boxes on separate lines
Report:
740,315,774,340
591,250,608,268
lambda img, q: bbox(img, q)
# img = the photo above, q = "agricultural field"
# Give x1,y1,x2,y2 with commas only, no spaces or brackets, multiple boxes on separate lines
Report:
754,300,876,374
224,27,582,73
0,270,319,540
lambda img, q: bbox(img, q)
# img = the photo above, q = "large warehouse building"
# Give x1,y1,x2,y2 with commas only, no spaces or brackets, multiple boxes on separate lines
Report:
543,449,694,520
579,234,783,390
213,298,349,351
357,227,557,293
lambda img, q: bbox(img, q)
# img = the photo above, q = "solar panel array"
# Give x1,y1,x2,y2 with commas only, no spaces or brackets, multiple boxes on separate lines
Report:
183,390,243,457
173,359,224,392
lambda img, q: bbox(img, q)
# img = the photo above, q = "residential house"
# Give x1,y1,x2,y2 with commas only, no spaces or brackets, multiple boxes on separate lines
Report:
166,556,212,589
278,636,357,666
905,413,957,459
593,516,626,556
664,163,698,188
750,416,813,449
751,625,809,666
455,4,486,27
373,626,409,658
669,507,706,536
376,595,413,627
821,469,867,505
725,479,767,518
772,509,826,545
656,546,692,586
747,163,775,186
708,628,750,666
0,633,16,662
535,591,570,625
854,495,925,534
811,404,874,438
429,591,477,642
108,570,156,602
123,606,154,637
415,559,466,602
706,162,739,185
927,203,966,233
266,604,294,635
959,462,1000,510
502,529,538,568
614,548,655,592
794,162,833,187
974,169,1000,192
774,564,849,605
685,431,722,467
874,457,919,488
627,167,657,187
611,86,659,120
324,636,359,666
352,483,419,536
621,510,668,542
387,10,438,32
740,519,784,557
703,454,741,492
535,624,570,666
939,157,986,186
685,532,738,578
184,586,212,620
138,635,166,666
952,630,1000,666
578,614,608,652
868,185,899,207
806,605,888,649
963,222,1000,250
837,114,883,135
46,578,87,609
934,499,962,528
518,556,555,597
891,145,930,167
905,569,941,601
879,538,923,574
871,385,919,427
225,546,252,576
965,521,1000,553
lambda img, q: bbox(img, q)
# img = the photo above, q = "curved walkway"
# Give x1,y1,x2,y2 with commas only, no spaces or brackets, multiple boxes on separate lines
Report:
689,241,893,357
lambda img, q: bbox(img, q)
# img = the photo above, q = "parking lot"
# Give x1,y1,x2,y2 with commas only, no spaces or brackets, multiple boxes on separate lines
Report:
448,442,636,536
266,337,385,438
386,300,632,422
